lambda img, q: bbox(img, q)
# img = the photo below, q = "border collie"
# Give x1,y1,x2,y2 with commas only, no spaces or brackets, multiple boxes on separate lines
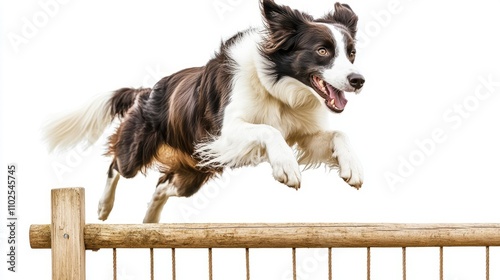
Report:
44,0,365,223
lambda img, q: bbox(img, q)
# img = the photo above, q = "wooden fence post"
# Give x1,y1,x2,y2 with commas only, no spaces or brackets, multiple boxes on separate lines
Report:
51,188,86,280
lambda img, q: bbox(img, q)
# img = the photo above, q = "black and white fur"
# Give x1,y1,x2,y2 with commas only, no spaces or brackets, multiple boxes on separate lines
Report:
44,0,365,223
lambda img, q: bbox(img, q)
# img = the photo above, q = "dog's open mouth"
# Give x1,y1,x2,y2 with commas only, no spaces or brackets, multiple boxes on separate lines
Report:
311,75,347,113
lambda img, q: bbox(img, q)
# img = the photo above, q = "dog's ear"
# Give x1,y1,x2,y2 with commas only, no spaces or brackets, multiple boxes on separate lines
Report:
261,0,313,53
320,2,358,37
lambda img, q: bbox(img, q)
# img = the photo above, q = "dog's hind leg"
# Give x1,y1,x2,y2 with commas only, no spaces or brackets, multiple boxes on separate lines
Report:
98,161,121,221
143,168,213,223
143,174,178,223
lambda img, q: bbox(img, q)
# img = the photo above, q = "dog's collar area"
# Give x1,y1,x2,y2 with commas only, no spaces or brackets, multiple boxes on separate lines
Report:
311,75,347,113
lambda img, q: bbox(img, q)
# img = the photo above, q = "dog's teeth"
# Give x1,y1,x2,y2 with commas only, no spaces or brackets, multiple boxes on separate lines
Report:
321,81,328,93
330,99,335,107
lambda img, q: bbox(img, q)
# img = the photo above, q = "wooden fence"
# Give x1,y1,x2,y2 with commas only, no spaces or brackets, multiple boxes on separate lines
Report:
30,188,500,279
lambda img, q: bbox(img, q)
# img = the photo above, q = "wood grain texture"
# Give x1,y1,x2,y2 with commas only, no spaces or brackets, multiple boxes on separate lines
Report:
31,223,500,250
50,188,86,280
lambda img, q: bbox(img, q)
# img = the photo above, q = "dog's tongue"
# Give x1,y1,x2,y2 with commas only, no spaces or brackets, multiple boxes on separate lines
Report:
326,83,347,111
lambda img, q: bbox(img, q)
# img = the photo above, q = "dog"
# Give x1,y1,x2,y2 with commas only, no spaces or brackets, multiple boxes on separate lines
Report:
44,0,365,223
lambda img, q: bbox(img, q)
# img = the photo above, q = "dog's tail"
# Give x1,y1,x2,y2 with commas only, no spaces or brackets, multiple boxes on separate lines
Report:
43,87,152,152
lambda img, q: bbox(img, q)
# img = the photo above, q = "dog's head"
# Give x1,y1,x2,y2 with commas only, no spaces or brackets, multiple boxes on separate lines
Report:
261,0,364,113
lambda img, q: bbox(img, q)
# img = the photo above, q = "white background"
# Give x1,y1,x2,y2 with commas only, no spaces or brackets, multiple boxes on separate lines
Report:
1,0,500,279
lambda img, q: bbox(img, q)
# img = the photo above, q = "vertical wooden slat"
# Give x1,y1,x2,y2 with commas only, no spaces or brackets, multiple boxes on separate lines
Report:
113,248,117,280
171,248,176,280
328,248,332,280
367,247,371,280
292,248,297,280
51,188,86,280
439,247,444,280
402,247,406,280
150,248,154,280
245,248,250,280
208,248,213,280
486,246,490,280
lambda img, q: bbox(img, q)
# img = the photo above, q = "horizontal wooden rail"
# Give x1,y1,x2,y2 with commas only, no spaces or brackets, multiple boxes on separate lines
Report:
30,223,500,250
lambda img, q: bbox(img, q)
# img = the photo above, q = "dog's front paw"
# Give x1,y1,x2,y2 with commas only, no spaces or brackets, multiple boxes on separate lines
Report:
271,157,302,190
336,152,364,189
332,132,364,189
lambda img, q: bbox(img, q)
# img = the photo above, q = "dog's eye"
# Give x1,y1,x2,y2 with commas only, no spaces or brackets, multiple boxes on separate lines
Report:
317,48,329,56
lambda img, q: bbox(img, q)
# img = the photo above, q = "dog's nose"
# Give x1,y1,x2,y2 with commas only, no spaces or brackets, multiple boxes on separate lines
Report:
348,73,365,90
